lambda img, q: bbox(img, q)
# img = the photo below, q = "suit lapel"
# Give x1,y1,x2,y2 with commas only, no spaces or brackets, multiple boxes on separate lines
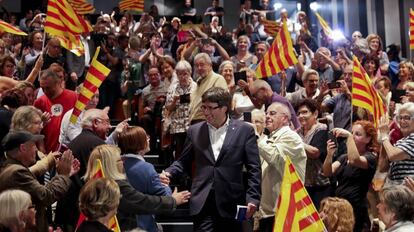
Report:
199,123,216,163
216,119,238,164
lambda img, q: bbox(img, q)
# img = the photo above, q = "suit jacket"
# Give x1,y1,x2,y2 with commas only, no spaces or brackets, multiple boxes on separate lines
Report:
123,155,172,232
65,38,96,78
0,158,71,232
116,179,176,231
166,119,261,218
54,129,105,228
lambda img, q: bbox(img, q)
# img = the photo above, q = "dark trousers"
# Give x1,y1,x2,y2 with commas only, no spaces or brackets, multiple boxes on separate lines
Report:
193,190,242,232
258,217,274,232
306,185,332,210
172,132,187,160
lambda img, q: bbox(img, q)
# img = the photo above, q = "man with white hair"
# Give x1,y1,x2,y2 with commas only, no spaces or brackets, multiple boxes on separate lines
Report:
55,108,110,231
188,53,227,124
256,102,306,232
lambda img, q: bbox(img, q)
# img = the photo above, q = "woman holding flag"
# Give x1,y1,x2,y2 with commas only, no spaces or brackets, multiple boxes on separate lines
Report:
84,144,191,231
323,120,378,232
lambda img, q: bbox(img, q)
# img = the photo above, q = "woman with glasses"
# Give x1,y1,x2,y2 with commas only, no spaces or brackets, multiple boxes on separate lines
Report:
11,106,57,177
164,60,196,159
323,120,379,232
0,189,36,232
378,102,414,186
297,99,330,209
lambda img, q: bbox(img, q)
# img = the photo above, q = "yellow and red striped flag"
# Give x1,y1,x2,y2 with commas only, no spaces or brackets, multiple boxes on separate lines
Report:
68,0,95,15
55,35,85,56
0,20,27,36
274,156,326,232
410,8,414,50
352,56,386,127
44,0,93,55
255,21,298,79
70,47,110,124
119,0,144,12
76,159,121,231
314,12,333,38
261,19,281,37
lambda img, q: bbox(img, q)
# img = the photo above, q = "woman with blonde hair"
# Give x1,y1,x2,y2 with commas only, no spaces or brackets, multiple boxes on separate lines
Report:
77,178,121,232
230,35,258,71
319,197,355,232
85,144,191,231
366,33,389,69
0,189,36,232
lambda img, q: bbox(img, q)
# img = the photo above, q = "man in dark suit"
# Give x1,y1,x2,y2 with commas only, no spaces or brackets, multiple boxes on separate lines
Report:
55,108,110,231
65,32,96,90
161,87,261,231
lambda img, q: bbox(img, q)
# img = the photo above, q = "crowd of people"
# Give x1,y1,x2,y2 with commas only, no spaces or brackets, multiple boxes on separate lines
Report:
0,0,414,231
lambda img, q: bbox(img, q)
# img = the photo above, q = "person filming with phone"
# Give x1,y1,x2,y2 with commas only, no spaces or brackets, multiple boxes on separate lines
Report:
323,120,378,232
318,64,353,131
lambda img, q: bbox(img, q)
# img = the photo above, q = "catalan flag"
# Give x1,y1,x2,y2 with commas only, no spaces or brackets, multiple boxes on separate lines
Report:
352,56,386,127
67,0,95,15
410,8,414,50
261,19,280,37
76,159,121,232
55,35,85,56
255,21,298,79
119,0,144,13
70,47,110,124
0,20,27,36
44,0,93,55
274,156,326,232
314,12,333,38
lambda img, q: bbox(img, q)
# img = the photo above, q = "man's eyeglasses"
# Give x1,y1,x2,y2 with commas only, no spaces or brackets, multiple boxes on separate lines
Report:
396,115,414,122
96,118,110,124
266,111,287,117
201,105,221,112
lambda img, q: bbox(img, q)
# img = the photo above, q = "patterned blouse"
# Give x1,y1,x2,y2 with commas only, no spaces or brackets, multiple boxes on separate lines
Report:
165,80,197,134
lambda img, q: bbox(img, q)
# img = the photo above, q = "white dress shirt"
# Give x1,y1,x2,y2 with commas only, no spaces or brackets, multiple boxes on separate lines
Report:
207,118,230,161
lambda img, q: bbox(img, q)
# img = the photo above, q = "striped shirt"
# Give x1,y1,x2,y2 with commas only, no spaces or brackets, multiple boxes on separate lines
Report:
390,133,414,183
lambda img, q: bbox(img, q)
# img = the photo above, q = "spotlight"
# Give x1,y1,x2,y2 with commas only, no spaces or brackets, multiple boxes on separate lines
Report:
297,3,301,11
310,2,321,11
331,29,345,41
273,2,283,11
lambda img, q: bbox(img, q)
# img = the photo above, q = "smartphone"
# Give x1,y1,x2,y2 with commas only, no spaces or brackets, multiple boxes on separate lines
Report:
391,89,406,103
328,131,338,147
201,38,211,45
234,71,247,83
327,82,341,89
180,93,191,103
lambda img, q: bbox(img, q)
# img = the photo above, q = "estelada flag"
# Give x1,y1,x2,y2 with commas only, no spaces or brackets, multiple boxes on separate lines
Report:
255,21,297,79
273,156,326,232
0,20,27,36
69,47,110,124
351,56,386,128
76,159,121,231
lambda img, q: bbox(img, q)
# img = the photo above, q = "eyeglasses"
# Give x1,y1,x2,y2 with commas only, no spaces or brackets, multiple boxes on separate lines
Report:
396,115,414,121
201,105,221,112
265,111,287,117
96,118,110,124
